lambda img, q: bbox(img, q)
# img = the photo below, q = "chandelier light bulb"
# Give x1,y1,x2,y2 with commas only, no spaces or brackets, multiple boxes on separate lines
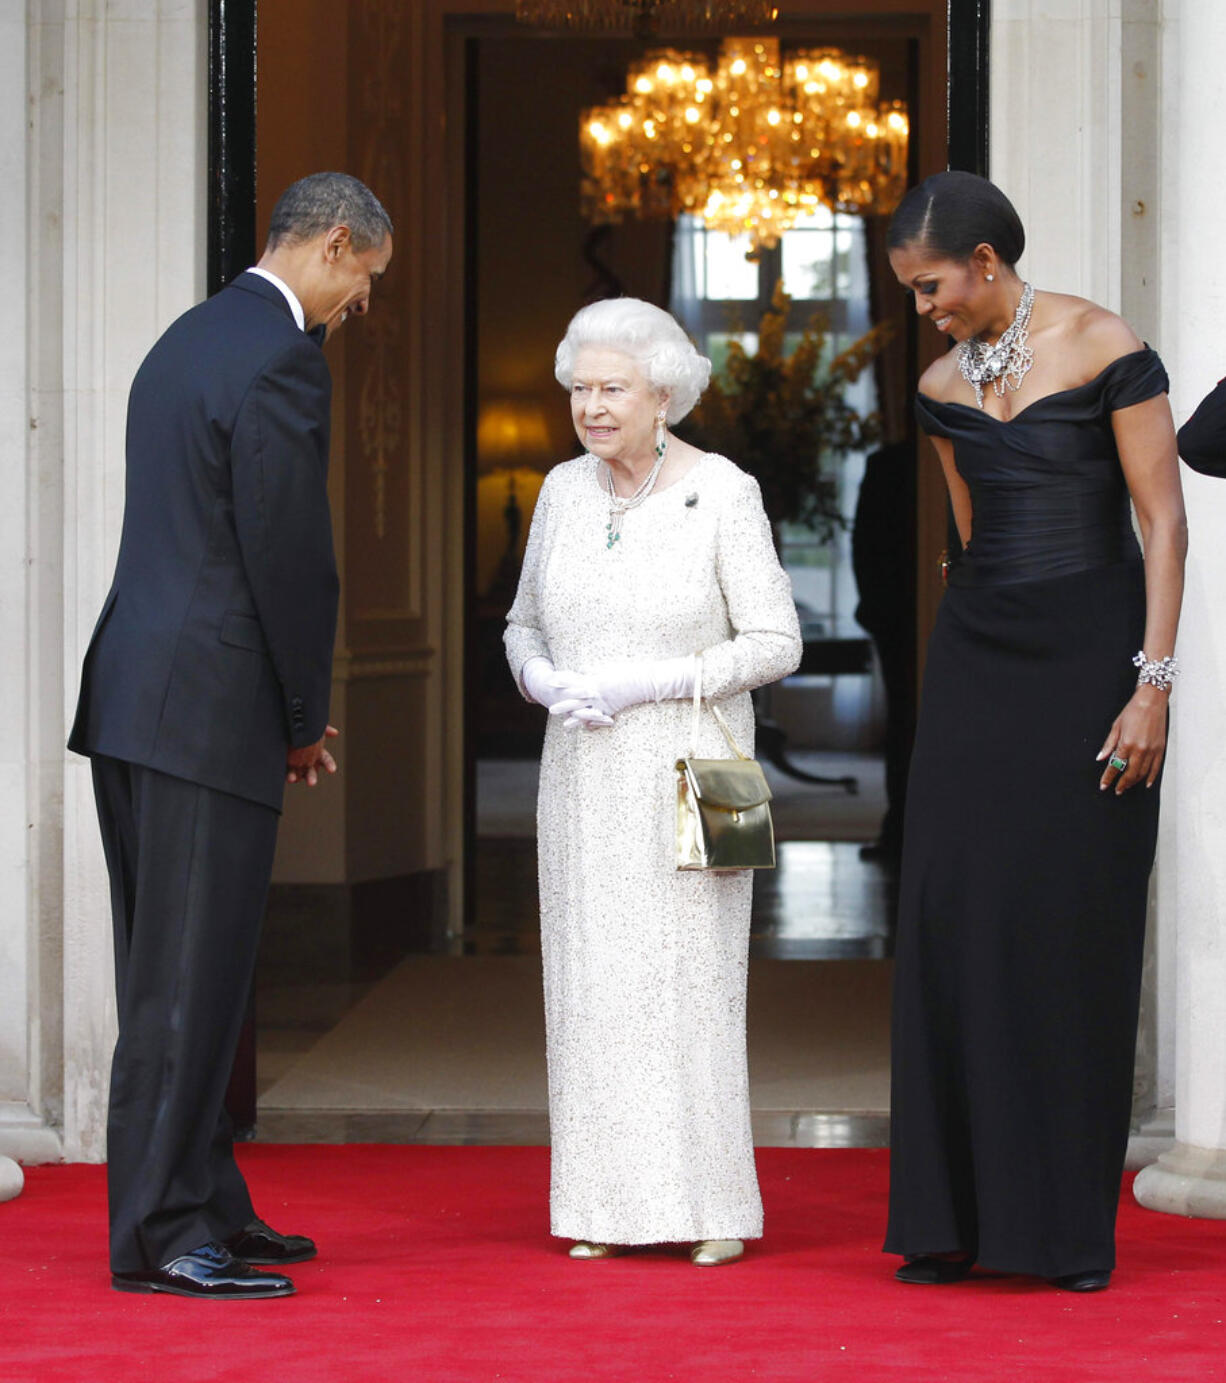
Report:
578,36,909,253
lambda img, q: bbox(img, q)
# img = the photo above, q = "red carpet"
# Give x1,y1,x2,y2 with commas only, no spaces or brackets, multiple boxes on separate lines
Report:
0,1147,1223,1382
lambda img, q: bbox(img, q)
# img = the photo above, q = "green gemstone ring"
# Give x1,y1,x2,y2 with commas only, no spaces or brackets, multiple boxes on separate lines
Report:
1108,754,1128,772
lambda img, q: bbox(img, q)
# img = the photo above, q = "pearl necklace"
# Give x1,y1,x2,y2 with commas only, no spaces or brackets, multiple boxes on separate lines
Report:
604,440,666,549
957,282,1035,408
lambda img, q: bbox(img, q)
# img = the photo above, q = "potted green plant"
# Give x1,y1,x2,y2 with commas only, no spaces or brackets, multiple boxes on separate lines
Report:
680,281,891,541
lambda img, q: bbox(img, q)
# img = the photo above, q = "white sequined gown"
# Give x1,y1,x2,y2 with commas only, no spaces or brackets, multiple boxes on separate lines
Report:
505,452,802,1245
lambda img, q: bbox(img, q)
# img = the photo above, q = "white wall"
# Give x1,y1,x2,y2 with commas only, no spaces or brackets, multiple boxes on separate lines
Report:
991,0,1125,313
0,0,206,1165
4,0,1223,1166
1153,0,1226,1164
991,0,1182,1126
0,0,33,1119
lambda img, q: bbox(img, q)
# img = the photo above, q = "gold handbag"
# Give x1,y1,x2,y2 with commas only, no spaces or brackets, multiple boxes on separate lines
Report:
676,658,776,872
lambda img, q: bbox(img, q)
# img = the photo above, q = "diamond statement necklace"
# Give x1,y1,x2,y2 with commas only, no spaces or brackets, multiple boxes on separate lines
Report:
957,282,1036,409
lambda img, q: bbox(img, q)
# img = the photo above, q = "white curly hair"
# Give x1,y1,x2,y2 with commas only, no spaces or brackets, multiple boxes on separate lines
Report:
554,297,712,425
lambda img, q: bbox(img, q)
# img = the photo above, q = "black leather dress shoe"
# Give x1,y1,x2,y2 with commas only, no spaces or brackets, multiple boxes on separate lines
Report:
1050,1269,1111,1292
112,1241,295,1299
895,1254,976,1285
225,1218,317,1265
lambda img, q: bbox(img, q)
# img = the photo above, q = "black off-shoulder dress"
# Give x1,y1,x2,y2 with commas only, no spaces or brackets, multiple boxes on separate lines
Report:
884,348,1168,1279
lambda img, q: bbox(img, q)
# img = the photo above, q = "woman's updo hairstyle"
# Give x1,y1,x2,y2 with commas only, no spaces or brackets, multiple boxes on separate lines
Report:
887,170,1026,268
554,297,712,425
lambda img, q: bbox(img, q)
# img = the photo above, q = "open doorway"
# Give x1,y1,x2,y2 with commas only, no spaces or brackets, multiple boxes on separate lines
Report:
462,12,938,1143
467,18,922,974
242,0,975,1142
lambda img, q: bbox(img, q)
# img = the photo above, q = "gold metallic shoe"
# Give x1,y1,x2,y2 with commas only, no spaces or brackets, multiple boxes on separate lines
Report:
569,1241,619,1259
690,1239,744,1266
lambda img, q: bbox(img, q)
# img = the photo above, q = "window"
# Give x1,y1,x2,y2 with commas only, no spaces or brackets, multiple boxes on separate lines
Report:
672,208,877,638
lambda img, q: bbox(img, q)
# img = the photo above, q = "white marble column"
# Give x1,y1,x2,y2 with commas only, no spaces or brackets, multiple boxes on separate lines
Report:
62,0,206,1162
990,0,1124,314
0,0,64,1170
0,0,206,1168
1133,0,1226,1219
990,0,1178,1144
0,1156,24,1202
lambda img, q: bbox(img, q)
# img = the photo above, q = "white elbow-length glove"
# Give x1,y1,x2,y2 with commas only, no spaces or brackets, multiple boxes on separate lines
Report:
521,655,616,723
520,656,561,708
548,654,697,730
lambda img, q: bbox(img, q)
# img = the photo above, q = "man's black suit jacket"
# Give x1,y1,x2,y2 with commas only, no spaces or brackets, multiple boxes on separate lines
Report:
70,273,339,811
1177,377,1226,478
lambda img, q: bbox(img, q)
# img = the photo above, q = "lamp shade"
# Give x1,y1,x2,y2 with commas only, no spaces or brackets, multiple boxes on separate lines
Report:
476,466,546,597
477,398,552,473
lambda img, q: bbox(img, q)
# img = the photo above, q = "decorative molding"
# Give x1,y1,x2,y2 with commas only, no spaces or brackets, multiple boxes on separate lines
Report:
357,0,406,543
358,310,404,542
0,1103,63,1166
334,650,437,681
345,0,427,641
1135,1143,1226,1220
0,1156,22,1200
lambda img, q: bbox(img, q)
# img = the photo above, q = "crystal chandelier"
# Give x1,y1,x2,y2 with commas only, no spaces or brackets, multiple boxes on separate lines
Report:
579,38,909,254
516,1,779,35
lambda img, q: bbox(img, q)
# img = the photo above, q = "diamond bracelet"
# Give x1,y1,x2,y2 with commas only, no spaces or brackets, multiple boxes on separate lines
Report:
1133,651,1179,692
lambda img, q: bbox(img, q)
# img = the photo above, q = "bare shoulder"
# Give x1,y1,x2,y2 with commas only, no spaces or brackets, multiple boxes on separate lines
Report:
1038,293,1144,372
917,348,961,402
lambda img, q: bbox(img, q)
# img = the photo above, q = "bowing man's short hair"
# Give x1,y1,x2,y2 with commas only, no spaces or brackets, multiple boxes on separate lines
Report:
266,172,393,253
554,298,712,425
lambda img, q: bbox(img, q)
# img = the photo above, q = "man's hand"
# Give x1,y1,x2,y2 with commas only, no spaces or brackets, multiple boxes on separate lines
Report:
286,724,339,786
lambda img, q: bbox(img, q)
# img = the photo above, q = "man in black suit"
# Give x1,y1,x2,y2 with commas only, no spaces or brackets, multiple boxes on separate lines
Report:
1177,378,1226,476
70,172,393,1299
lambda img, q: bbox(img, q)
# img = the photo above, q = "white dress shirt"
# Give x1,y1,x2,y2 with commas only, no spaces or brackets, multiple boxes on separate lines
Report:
246,266,305,331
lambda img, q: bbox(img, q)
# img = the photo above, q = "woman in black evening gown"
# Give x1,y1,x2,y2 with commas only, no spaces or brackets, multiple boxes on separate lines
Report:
883,173,1186,1293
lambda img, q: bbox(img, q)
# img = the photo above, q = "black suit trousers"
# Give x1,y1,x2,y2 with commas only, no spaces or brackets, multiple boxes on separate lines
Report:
91,756,280,1273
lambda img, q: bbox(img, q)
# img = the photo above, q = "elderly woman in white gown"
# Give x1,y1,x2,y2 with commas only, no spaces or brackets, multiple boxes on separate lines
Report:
505,298,801,1266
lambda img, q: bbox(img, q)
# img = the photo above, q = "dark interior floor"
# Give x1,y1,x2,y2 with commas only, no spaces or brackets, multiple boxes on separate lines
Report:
469,837,896,960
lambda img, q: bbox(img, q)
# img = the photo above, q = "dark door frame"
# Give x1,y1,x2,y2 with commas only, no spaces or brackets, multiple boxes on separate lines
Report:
208,0,258,296
208,0,990,1130
947,0,991,176
210,0,259,1134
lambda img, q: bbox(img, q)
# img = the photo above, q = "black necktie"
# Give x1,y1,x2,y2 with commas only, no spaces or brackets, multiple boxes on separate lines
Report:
307,324,327,347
